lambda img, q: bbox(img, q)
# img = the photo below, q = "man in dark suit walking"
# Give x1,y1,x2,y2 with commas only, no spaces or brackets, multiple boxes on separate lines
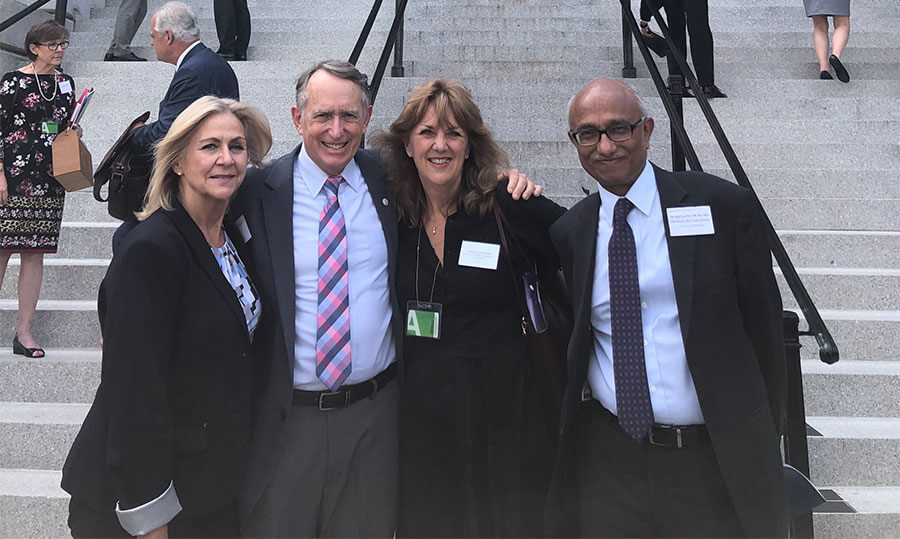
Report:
113,1,239,253
547,78,787,537
131,1,239,153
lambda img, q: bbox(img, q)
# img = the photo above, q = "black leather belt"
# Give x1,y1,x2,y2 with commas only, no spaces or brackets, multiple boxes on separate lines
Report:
292,363,397,411
589,399,709,449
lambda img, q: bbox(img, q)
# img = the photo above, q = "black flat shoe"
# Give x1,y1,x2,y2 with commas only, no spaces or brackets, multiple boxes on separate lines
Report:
104,51,147,62
701,85,727,98
13,334,44,358
820,70,834,79
829,54,850,83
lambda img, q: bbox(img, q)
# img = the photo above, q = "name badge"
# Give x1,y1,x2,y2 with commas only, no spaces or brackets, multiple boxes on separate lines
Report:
666,206,715,237
235,215,252,242
406,301,442,339
458,240,500,270
59,80,73,94
41,121,59,134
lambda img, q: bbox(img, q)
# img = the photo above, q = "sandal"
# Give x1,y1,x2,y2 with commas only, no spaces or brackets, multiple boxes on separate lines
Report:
13,334,45,358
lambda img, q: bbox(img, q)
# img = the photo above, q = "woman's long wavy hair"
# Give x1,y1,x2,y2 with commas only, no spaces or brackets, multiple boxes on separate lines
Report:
136,96,272,220
372,79,508,226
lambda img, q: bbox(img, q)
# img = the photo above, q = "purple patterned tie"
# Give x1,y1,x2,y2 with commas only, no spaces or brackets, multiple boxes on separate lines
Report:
317,175,352,391
609,197,653,440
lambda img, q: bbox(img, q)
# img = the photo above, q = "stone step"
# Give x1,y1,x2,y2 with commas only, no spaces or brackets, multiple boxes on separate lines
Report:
399,44,900,65
807,416,900,487
0,469,68,538
802,360,900,416
52,223,115,260
777,231,900,269
0,260,108,301
0,350,100,403
798,312,899,362
90,4,391,22
0,301,100,349
814,486,900,538
405,59,899,80
0,403,88,470
776,269,900,312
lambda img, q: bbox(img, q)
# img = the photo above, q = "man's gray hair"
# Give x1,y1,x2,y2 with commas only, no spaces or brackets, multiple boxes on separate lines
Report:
155,1,200,43
295,60,370,111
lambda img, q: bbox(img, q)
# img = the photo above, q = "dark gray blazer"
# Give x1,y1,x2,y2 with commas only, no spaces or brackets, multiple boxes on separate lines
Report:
230,145,401,521
546,164,789,537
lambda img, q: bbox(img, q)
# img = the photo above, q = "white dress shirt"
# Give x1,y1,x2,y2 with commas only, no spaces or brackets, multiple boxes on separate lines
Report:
292,145,395,390
588,160,705,426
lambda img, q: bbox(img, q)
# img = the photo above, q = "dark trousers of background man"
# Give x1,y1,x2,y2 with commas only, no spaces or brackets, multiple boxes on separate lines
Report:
107,0,148,57
575,400,744,537
645,0,717,87
214,0,251,58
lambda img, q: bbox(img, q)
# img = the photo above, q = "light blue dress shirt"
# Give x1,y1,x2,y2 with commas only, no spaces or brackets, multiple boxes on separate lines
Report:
588,160,705,426
291,145,395,390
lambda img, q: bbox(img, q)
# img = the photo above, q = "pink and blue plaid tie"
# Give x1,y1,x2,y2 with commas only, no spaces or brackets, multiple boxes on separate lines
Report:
609,197,653,440
317,175,352,391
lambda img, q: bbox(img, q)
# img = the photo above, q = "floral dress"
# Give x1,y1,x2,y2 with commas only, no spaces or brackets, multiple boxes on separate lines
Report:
0,70,75,253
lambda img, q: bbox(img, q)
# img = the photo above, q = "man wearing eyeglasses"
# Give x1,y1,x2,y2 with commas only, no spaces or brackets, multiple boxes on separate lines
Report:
546,78,788,537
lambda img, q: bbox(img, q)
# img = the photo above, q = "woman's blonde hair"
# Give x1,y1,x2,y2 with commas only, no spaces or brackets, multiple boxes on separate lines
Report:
136,96,272,220
371,79,508,225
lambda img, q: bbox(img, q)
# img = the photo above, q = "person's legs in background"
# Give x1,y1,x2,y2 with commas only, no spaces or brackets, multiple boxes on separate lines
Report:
811,15,831,75
15,252,45,356
105,0,148,61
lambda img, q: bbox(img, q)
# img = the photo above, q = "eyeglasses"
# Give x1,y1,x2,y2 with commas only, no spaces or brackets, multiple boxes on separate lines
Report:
39,41,69,51
569,117,645,146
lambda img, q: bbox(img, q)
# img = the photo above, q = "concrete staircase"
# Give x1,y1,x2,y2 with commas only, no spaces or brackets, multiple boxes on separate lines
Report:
1,0,897,536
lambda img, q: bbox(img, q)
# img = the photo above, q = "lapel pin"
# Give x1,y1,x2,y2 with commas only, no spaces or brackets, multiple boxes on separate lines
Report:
382,198,389,206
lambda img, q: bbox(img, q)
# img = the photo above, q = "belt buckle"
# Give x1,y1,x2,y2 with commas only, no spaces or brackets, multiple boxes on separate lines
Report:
648,425,683,449
318,390,350,411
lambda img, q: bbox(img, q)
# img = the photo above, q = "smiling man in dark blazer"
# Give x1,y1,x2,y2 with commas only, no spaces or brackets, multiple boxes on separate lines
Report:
547,78,788,537
231,60,402,537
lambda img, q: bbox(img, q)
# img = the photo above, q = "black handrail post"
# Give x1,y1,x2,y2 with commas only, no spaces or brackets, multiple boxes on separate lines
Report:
621,3,636,78
54,0,67,25
391,0,405,77
667,75,686,172
783,310,815,538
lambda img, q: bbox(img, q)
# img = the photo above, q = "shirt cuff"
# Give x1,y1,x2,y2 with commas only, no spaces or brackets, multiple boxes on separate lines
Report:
115,481,182,536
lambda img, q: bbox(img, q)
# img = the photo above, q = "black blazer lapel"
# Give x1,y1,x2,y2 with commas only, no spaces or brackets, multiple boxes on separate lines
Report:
654,164,695,342
260,146,301,369
167,201,249,341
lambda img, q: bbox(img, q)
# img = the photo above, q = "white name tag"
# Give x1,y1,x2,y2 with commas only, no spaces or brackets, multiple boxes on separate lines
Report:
666,206,715,237
458,240,500,270
59,80,72,94
236,215,252,242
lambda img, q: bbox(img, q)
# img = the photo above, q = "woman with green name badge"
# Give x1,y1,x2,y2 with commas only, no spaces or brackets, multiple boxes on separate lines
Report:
373,80,565,537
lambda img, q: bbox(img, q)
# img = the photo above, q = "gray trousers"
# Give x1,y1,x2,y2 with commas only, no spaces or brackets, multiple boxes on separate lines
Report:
242,380,400,538
107,0,148,56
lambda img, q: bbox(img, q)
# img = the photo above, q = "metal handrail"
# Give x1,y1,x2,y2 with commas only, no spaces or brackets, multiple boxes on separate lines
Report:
620,0,838,366
348,0,408,106
1,0,67,34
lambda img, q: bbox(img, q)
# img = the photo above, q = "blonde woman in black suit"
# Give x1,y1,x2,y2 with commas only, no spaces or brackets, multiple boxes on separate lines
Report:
62,96,271,538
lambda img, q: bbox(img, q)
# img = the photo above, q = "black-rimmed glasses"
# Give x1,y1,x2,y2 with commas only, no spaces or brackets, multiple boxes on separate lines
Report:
39,41,69,51
569,117,645,146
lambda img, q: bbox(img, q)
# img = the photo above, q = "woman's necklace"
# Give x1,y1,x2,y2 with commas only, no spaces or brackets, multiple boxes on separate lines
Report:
31,63,58,102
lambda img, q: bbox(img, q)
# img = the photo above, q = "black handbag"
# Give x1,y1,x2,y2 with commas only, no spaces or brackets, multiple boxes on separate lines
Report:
93,111,153,221
494,200,572,440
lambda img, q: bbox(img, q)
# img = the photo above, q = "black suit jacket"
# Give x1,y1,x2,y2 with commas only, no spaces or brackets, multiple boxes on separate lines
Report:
230,145,401,521
547,164,788,537
131,42,240,153
61,202,256,516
